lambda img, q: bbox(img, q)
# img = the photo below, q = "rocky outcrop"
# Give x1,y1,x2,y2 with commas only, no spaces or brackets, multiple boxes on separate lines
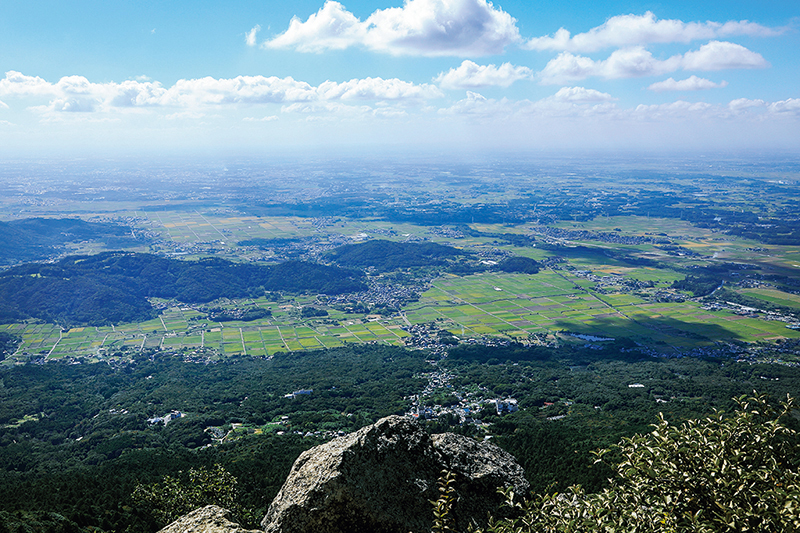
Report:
157,505,260,533
261,415,529,533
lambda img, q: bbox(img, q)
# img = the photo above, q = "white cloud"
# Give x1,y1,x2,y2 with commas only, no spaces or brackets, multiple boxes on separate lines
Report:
264,0,520,56
316,77,443,100
246,25,261,46
681,40,769,71
525,11,782,52
0,71,442,115
632,100,715,120
0,71,58,96
648,76,728,92
437,91,508,115
551,86,615,103
160,76,319,106
0,99,8,109
539,41,767,84
243,115,279,121
435,60,531,89
539,47,677,83
281,101,373,118
439,87,618,117
769,98,800,115
266,2,366,52
728,98,765,112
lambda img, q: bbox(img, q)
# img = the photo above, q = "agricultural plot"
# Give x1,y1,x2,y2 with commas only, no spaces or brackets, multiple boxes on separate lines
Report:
741,288,800,309
406,270,800,349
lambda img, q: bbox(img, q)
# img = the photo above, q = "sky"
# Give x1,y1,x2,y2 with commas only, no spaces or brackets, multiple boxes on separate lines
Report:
0,0,798,157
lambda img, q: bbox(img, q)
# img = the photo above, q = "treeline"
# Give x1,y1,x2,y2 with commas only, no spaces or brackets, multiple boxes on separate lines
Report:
0,217,138,265
0,252,365,326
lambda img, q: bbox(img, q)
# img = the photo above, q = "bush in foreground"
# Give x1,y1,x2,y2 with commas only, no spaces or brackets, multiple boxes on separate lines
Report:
444,394,800,532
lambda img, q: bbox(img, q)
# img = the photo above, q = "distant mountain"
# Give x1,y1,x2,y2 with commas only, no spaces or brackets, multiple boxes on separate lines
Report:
0,252,366,326
0,217,137,265
327,239,465,271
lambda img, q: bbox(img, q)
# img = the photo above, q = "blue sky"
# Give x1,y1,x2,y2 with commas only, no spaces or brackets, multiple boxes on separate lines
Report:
0,0,798,156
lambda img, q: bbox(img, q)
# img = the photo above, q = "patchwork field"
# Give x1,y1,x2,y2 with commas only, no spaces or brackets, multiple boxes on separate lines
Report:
3,208,800,360
405,270,800,350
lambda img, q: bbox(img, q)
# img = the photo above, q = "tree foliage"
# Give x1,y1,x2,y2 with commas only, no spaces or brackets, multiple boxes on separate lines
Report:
131,464,247,528
480,394,800,533
327,239,465,271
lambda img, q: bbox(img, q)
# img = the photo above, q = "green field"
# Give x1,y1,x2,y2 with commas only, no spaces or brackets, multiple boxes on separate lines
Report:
405,270,800,349
3,204,800,360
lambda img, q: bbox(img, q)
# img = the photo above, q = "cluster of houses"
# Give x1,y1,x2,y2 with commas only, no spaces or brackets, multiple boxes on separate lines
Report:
146,410,184,425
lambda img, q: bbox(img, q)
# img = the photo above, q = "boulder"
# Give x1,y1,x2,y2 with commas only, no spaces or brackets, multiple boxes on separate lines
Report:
262,415,528,533
157,505,260,533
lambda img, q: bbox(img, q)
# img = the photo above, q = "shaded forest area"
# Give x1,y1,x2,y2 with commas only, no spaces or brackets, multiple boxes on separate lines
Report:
327,239,465,271
0,217,138,265
0,252,365,326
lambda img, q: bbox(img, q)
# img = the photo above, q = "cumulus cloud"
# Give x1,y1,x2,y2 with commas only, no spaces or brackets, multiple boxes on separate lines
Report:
681,40,769,70
0,71,59,96
0,71,442,115
551,86,616,103
316,77,442,100
439,87,618,117
437,91,505,115
769,98,800,115
525,11,781,52
648,76,728,92
539,41,767,84
728,98,765,112
246,25,261,46
435,60,531,89
264,0,521,56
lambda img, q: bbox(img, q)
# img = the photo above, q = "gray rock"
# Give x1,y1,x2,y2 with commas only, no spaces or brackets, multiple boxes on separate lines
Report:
262,415,528,533
157,505,260,533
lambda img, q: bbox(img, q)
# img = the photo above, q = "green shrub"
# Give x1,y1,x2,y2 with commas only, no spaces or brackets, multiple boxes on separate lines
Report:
476,394,800,532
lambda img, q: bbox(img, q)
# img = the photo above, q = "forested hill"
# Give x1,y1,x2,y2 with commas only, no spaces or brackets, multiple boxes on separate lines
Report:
0,218,137,265
327,239,465,271
0,252,365,326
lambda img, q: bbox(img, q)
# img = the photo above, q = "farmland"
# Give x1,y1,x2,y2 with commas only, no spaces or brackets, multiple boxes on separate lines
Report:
2,156,800,362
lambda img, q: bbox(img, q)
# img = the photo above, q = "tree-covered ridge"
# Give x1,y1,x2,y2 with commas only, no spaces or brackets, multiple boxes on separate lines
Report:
0,217,137,265
0,252,366,326
327,239,465,271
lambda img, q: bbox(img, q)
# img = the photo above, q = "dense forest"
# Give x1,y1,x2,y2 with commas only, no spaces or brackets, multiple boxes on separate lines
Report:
0,218,138,265
0,252,365,326
327,239,465,271
3,342,800,531
0,332,20,361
